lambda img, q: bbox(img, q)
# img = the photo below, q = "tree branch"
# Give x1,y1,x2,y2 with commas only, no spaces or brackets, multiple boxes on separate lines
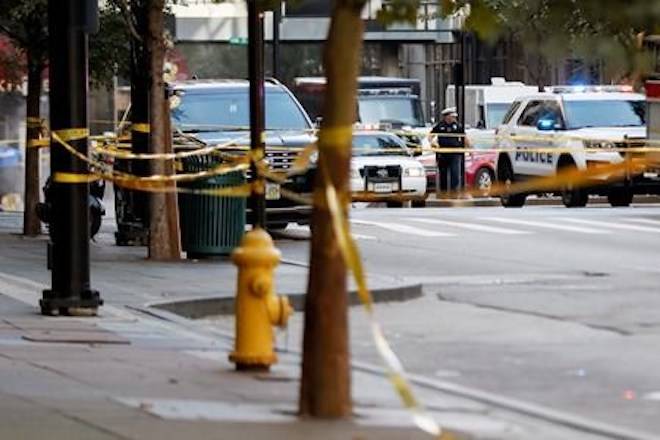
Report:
117,0,143,42
0,22,27,48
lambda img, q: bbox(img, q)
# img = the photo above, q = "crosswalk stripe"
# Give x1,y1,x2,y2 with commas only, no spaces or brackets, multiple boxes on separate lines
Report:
350,219,456,237
485,217,608,234
626,218,660,227
409,218,531,235
560,217,660,233
286,224,376,240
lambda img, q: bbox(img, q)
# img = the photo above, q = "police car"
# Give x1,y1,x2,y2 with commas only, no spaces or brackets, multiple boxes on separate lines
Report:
350,131,426,206
495,86,648,207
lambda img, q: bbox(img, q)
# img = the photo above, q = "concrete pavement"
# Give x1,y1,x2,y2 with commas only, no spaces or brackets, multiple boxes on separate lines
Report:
0,207,650,439
255,204,660,436
0,259,608,440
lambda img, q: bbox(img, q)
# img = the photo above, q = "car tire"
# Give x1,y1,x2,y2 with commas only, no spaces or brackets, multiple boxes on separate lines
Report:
474,167,494,197
267,222,289,231
560,162,588,208
90,210,103,239
498,159,526,208
386,201,404,208
411,199,426,208
608,187,633,207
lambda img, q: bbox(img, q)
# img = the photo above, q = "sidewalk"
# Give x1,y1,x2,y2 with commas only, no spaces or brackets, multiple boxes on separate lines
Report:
0,211,419,311
0,277,614,440
0,212,649,439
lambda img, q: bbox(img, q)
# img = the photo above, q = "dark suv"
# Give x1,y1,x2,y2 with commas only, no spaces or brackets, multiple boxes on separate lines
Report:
170,79,316,227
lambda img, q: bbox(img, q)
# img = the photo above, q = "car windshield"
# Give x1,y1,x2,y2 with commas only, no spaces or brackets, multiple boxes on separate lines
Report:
171,90,311,131
485,103,511,129
358,97,424,127
468,134,496,150
563,100,645,129
352,134,408,156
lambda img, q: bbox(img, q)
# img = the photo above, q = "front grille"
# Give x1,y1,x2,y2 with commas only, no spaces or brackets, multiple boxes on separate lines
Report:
362,165,402,178
266,150,300,170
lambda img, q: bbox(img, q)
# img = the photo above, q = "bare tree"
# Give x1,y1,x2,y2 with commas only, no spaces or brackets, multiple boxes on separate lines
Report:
145,0,181,260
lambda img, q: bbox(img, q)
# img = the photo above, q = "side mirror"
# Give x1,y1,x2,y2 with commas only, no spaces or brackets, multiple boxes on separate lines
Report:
314,116,323,129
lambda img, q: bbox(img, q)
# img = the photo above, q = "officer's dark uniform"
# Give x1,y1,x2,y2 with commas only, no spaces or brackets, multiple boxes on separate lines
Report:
431,119,465,193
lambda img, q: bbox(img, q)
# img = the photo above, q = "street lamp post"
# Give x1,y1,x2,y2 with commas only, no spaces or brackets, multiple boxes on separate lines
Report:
248,0,267,229
41,0,102,315
453,29,466,192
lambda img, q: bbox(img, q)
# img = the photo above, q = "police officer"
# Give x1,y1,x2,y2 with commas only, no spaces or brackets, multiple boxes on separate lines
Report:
430,107,468,195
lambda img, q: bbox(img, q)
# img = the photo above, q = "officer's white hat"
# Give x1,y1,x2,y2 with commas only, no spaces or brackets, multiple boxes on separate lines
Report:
441,107,458,117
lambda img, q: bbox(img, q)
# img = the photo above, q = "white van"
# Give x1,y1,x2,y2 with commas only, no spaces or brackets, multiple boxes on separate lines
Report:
446,78,538,129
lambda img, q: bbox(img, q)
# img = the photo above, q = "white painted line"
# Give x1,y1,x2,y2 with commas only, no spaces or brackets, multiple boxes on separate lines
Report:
352,233,377,241
485,217,608,234
409,218,531,235
560,217,660,233
287,224,376,240
350,219,456,237
643,391,660,401
626,218,660,227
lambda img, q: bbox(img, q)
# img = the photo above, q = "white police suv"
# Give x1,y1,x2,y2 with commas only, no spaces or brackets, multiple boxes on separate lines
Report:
495,86,648,208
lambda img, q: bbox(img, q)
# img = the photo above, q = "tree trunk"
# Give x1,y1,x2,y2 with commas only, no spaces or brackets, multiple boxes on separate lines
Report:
23,52,42,236
299,0,367,419
146,0,181,260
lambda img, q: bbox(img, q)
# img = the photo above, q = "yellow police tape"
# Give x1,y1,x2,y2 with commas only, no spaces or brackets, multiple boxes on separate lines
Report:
52,128,89,142
26,117,47,129
31,127,660,205
131,123,150,134
27,138,50,149
93,135,252,160
415,146,660,154
53,172,100,183
51,131,251,187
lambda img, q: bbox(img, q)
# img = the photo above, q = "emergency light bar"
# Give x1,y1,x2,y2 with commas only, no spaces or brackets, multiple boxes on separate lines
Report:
545,85,634,94
357,88,415,96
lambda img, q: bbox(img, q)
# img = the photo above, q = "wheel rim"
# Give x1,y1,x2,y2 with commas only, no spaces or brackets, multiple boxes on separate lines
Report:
477,171,492,191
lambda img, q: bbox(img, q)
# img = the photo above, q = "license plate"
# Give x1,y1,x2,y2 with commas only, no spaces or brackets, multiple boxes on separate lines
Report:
373,183,393,193
265,183,281,200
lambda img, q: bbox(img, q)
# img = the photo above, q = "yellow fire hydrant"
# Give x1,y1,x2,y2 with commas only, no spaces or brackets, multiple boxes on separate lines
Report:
229,228,293,371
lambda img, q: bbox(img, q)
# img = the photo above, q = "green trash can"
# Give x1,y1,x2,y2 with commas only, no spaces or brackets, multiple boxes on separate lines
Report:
178,154,246,258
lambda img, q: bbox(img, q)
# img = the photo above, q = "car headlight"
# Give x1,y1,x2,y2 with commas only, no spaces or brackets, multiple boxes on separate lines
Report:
351,168,361,178
405,166,424,177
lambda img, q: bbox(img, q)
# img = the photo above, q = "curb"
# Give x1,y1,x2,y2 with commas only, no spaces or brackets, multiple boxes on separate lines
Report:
150,283,424,320
425,195,660,208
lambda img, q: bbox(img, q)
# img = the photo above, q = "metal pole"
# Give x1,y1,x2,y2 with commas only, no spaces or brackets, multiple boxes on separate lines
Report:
248,0,266,229
272,2,281,80
458,30,466,191
42,0,102,315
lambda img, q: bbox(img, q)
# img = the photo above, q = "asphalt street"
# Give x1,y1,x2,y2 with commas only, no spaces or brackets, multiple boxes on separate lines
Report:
243,202,660,435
